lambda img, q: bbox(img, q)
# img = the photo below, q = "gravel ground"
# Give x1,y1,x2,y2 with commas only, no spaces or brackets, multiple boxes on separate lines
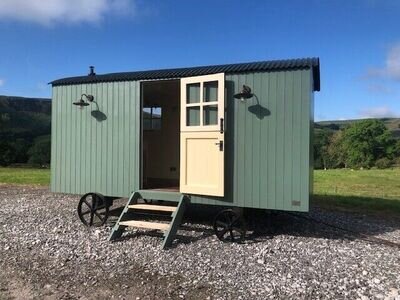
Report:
0,185,400,299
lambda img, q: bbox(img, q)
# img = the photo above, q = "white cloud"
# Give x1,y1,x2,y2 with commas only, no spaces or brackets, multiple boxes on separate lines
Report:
359,106,398,118
0,78,4,87
0,0,135,25
367,83,392,94
385,44,400,79
367,43,400,81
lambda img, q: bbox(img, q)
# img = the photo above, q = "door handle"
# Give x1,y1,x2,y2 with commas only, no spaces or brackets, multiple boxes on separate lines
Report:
220,118,224,133
215,140,223,151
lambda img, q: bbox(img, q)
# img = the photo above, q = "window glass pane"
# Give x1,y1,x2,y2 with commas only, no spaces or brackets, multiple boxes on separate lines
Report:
203,81,218,102
143,106,162,130
186,106,200,126
203,105,218,125
152,107,162,117
143,119,151,130
152,118,161,130
143,107,152,119
187,83,200,104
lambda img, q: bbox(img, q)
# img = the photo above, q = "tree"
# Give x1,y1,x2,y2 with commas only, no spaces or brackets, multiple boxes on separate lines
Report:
27,135,51,167
0,142,17,166
314,128,333,169
326,130,345,168
386,139,400,159
340,120,395,168
13,138,30,163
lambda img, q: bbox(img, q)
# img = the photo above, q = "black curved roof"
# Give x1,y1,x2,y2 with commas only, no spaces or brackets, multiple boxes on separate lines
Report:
51,57,320,91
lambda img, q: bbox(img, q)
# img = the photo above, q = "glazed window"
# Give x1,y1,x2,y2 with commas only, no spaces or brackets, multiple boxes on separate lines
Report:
143,107,162,130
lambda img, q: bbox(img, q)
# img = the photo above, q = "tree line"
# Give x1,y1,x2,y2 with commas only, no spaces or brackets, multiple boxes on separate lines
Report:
0,134,51,167
314,119,400,169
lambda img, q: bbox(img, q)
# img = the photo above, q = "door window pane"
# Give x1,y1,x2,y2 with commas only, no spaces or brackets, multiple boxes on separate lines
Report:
203,81,218,102
187,83,200,104
186,106,200,126
203,105,218,125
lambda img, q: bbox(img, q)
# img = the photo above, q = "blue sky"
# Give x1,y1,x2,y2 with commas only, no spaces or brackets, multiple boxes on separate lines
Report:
0,0,399,121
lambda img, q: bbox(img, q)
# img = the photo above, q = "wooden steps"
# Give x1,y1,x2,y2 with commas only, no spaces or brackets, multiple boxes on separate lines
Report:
128,204,176,213
108,191,190,249
119,220,170,231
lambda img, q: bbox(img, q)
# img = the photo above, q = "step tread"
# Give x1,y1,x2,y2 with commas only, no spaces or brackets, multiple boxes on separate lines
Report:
118,220,170,231
137,190,182,202
128,204,176,212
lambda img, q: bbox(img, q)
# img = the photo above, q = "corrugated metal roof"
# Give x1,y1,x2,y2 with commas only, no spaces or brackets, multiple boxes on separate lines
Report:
51,57,320,91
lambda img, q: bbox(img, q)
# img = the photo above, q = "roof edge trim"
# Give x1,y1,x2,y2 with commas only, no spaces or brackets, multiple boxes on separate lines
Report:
51,57,320,91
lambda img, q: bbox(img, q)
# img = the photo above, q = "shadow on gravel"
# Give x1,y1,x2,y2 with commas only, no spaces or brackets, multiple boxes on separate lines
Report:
105,199,400,247
184,203,400,244
312,194,400,217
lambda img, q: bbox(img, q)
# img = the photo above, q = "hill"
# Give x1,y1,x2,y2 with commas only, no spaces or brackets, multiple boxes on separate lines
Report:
0,95,51,166
0,95,51,114
0,95,51,140
316,118,400,139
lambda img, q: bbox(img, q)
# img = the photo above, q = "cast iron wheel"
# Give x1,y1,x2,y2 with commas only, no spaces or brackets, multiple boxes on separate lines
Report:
213,209,246,243
77,193,109,227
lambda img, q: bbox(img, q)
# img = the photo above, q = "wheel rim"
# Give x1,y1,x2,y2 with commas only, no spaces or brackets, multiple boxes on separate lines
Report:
213,209,245,243
78,193,109,227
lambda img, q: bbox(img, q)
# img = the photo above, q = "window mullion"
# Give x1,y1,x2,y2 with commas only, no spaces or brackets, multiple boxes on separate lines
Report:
200,82,204,127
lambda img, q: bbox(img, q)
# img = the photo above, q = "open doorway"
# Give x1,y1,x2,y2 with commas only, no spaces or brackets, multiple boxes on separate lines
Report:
141,79,180,191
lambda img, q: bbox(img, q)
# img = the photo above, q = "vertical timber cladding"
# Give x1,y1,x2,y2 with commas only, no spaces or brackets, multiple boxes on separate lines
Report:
190,69,313,212
50,68,314,211
50,81,141,197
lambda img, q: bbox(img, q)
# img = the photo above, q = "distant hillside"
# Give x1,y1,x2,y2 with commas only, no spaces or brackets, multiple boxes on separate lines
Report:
0,96,51,139
0,95,51,114
0,96,51,166
316,118,400,139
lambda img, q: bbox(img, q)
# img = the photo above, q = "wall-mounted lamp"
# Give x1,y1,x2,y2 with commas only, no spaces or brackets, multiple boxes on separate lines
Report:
73,94,94,108
234,85,253,102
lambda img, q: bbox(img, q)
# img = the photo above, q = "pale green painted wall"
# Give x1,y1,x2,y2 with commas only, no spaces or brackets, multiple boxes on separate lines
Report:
50,81,140,197
51,69,314,212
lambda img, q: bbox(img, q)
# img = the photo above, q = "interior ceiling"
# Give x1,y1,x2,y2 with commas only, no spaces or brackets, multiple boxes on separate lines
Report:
143,80,179,106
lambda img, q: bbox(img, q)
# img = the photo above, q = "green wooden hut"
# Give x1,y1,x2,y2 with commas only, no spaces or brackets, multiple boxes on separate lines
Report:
50,57,320,248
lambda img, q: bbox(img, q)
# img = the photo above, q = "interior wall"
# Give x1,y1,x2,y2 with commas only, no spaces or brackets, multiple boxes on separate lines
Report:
142,80,180,186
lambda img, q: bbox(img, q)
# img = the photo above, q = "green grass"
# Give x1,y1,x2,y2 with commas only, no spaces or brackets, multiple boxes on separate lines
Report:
313,168,400,215
0,166,399,216
314,168,400,199
0,167,50,186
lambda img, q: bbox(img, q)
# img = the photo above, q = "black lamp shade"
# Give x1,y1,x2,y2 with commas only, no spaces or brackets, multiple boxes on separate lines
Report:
73,99,90,107
73,94,94,107
234,85,253,100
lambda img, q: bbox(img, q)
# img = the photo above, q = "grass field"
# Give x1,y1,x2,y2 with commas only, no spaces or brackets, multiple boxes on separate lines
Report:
0,167,399,215
0,167,50,186
314,168,400,199
313,168,400,215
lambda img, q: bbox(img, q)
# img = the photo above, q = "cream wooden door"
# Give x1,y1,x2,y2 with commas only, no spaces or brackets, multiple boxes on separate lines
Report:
180,73,225,196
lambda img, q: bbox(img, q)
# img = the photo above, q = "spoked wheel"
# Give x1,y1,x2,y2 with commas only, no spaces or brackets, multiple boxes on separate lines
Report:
213,209,246,243
77,193,109,226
